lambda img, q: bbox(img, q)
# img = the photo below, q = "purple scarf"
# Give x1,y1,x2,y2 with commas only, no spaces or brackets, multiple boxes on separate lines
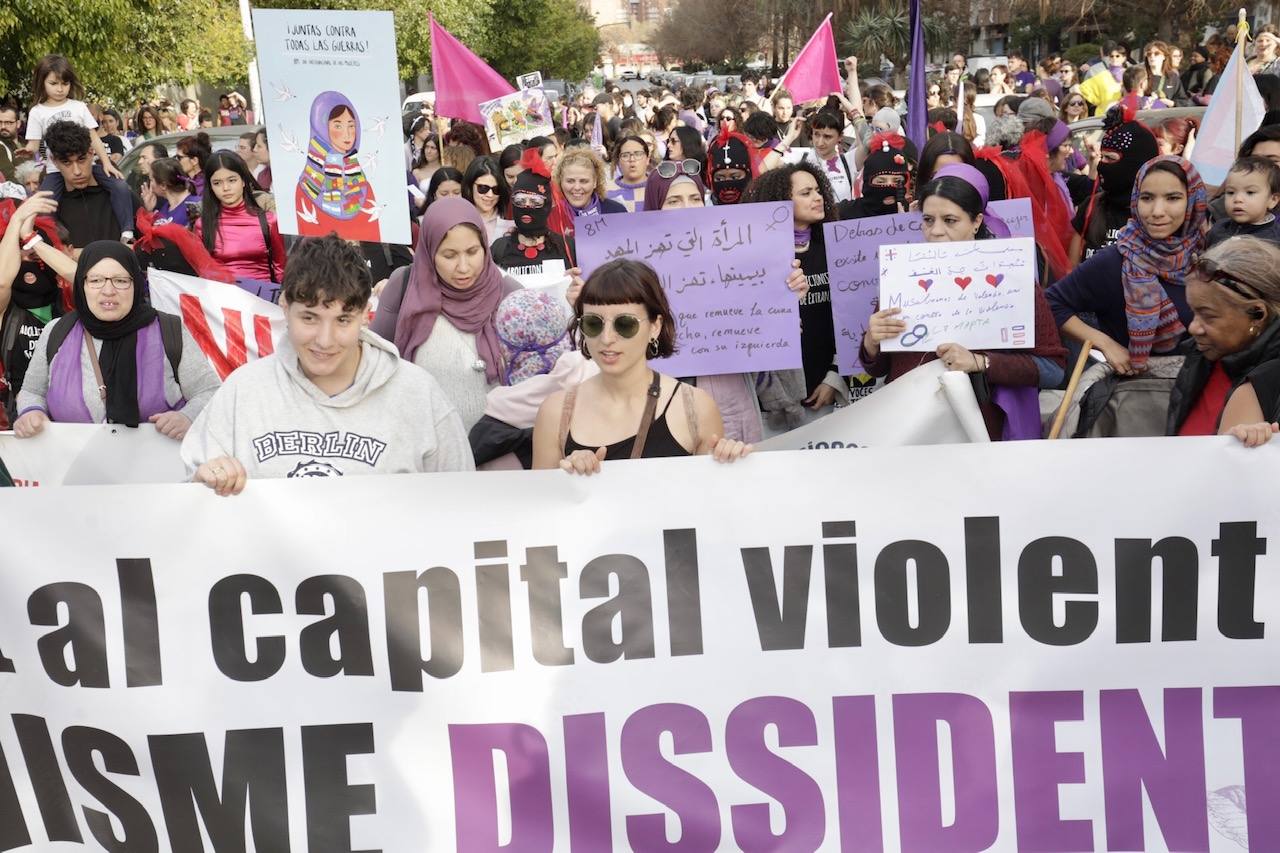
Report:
991,385,1042,440
47,320,179,423
569,193,603,217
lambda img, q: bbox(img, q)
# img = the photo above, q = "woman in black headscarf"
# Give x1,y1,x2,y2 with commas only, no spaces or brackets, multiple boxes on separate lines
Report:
12,241,220,439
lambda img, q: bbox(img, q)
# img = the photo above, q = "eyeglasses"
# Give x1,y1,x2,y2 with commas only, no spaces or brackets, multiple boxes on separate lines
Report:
579,313,642,338
1068,100,1086,107
85,276,134,291
1192,255,1263,300
618,150,648,161
656,158,701,179
473,184,499,195
928,89,941,97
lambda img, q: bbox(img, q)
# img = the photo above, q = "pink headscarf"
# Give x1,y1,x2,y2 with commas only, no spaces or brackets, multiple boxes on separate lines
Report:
395,197,508,382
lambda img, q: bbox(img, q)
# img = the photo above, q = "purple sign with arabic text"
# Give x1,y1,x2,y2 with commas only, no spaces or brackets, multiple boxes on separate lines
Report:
824,198,1033,374
575,202,802,376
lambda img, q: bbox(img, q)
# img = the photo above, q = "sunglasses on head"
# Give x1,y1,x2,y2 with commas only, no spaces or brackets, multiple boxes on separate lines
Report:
656,158,701,179
1193,255,1263,299
473,184,499,195
580,312,643,338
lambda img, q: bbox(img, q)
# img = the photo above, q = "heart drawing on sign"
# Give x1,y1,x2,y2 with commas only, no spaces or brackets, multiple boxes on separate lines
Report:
955,276,972,289
917,278,933,292
986,273,1004,287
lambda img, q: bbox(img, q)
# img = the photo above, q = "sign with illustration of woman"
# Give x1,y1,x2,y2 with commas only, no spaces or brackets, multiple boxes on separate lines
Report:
295,91,381,242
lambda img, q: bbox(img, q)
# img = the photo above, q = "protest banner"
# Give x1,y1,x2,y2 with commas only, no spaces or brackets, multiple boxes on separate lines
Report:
879,237,1037,353
478,87,555,150
0,425,185,486
148,270,284,380
0,439,1276,851
756,361,990,451
825,199,1033,373
575,202,803,376
251,9,412,244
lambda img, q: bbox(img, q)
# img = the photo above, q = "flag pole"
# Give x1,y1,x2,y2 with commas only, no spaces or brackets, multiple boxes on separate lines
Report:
1236,8,1249,154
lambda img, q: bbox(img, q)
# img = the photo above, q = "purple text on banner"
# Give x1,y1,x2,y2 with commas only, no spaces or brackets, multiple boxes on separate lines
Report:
574,202,803,376
824,198,1033,374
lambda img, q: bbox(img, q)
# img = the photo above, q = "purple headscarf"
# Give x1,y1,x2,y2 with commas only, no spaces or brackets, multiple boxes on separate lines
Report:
394,197,508,383
932,164,1011,238
309,90,362,152
643,171,708,210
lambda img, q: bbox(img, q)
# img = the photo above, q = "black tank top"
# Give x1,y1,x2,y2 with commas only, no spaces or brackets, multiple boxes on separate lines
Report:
564,381,692,460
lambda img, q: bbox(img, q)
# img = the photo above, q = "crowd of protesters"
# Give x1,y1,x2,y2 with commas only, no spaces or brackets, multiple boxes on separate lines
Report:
3,28,1280,491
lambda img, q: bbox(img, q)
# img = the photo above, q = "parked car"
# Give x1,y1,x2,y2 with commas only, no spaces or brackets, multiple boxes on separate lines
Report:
118,125,262,187
1067,105,1205,148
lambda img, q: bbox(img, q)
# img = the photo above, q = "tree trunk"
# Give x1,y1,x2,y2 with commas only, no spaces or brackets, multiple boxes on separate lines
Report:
782,4,792,68
771,0,781,73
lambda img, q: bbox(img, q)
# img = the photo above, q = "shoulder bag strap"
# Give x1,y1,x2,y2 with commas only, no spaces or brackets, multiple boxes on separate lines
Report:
629,371,662,460
558,384,580,455
255,209,277,284
83,333,106,402
679,382,700,452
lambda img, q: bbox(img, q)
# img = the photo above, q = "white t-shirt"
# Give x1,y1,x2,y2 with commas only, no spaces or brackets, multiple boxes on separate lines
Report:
25,99,98,172
802,148,858,203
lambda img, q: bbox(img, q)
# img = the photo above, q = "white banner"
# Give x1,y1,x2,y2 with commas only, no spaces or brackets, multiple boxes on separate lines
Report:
757,361,990,451
0,424,185,486
0,439,1277,850
148,270,284,380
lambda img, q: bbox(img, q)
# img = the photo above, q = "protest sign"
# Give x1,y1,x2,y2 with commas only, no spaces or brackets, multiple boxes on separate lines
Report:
507,259,571,306
478,88,555,150
575,202,803,376
148,270,284,380
252,9,412,244
825,199,1033,372
0,439,1276,851
0,424,185,486
756,360,990,450
879,236,1037,352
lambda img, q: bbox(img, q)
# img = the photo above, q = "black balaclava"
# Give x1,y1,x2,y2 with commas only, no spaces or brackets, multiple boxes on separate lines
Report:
1098,105,1159,201
861,133,913,209
708,132,754,205
512,149,553,238
12,261,61,310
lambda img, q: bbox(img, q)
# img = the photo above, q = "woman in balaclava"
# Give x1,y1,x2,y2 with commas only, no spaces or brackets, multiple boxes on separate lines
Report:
1071,104,1159,261
838,133,917,220
295,90,380,241
490,149,573,277
705,128,760,205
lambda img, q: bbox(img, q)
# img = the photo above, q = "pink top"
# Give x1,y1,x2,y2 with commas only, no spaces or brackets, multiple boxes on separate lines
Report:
195,202,286,282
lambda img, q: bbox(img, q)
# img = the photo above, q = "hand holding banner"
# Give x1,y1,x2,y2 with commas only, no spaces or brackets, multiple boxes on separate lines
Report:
575,202,803,376
879,236,1037,352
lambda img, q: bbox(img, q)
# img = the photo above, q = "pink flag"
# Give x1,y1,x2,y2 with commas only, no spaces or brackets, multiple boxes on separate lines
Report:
430,13,515,124
778,14,843,105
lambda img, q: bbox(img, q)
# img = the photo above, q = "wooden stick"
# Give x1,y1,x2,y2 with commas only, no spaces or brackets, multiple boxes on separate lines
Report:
1236,8,1248,153
1048,343,1093,440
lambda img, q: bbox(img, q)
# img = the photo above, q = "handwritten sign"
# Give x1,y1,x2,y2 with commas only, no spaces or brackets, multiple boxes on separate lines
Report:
824,198,1033,372
575,202,802,376
879,237,1037,352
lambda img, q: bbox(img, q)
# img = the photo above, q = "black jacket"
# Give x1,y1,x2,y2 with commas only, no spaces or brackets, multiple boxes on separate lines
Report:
1166,320,1280,434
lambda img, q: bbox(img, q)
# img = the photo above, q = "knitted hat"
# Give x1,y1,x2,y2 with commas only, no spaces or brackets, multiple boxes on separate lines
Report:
1017,96,1057,122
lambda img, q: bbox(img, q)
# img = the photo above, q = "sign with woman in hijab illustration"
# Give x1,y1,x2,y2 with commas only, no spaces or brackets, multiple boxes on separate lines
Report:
250,9,411,244
295,91,380,241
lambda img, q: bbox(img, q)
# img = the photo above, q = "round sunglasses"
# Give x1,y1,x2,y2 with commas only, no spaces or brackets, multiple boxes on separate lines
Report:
580,313,642,338
657,158,701,179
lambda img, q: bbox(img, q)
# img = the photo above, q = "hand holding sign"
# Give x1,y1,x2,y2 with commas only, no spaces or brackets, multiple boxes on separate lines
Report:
878,237,1037,353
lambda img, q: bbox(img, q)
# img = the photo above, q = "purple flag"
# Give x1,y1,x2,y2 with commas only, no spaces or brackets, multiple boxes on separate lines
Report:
907,0,927,151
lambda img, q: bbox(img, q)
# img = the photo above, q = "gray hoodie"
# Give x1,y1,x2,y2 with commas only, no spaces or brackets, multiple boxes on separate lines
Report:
181,328,474,478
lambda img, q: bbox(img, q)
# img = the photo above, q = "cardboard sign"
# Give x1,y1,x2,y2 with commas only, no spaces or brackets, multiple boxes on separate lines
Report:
478,88,555,150
879,236,1037,352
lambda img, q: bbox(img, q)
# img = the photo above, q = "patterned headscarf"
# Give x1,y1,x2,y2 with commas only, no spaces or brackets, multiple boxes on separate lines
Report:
299,91,371,220
1115,155,1208,368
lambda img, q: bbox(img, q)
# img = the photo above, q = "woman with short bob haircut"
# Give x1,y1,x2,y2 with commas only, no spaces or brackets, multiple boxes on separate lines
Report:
532,258,750,473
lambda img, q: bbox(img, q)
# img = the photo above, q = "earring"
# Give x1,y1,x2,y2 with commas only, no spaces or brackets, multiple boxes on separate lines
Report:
1251,324,1260,337
647,338,659,358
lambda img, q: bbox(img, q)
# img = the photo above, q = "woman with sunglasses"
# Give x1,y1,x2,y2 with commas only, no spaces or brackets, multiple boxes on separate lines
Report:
531,258,751,474
1048,156,1207,377
1060,93,1089,124
461,156,512,245
606,135,653,212
12,241,220,440
1167,236,1280,443
665,126,707,178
